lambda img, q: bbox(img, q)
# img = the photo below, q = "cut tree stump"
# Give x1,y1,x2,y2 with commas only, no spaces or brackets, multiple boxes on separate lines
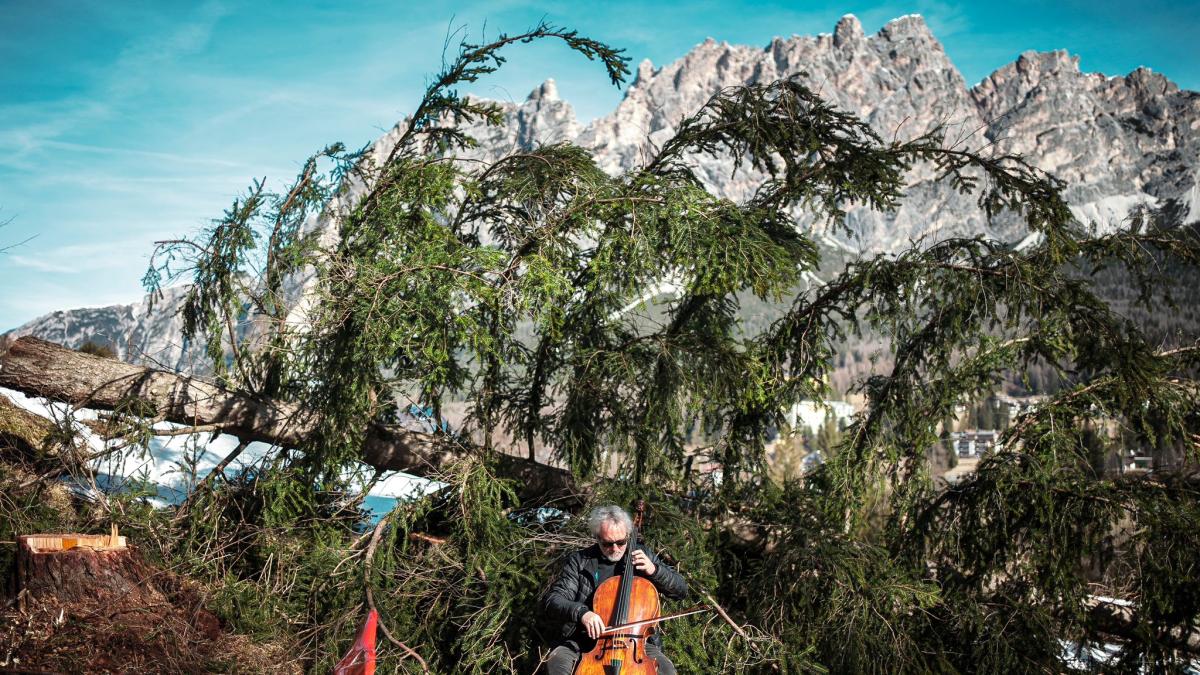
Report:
5,532,250,671
14,530,167,613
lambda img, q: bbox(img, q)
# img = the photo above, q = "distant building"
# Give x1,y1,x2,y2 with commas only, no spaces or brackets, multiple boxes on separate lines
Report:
1126,456,1154,472
993,394,1045,418
784,400,856,435
951,430,1001,457
951,393,1046,433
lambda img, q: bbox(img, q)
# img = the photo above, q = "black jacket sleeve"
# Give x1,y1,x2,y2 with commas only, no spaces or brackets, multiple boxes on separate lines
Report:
643,546,688,600
541,552,590,625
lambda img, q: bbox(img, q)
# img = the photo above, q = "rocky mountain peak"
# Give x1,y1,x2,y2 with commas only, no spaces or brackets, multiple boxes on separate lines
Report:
529,78,560,102
877,14,935,42
833,14,864,47
1017,49,1080,81
11,16,1198,370
458,78,581,153
971,50,1081,119
1125,66,1178,96
632,58,657,87
5,285,199,372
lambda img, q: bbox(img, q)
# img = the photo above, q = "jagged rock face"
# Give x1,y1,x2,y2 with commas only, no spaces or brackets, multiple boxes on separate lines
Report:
6,286,200,372
974,51,1200,225
583,15,977,180
10,14,1199,369
458,14,1198,249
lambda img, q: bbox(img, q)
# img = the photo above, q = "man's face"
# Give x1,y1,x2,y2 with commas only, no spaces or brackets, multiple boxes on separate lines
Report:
596,521,629,562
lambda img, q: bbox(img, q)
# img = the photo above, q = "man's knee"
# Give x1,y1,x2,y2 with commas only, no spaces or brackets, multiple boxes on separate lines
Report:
546,642,673,675
545,645,579,675
646,641,676,675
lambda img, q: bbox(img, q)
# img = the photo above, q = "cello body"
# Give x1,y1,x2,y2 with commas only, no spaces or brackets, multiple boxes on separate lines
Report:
574,575,660,675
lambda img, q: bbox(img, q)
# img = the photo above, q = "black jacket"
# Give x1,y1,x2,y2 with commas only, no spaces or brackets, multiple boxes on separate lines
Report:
540,542,688,648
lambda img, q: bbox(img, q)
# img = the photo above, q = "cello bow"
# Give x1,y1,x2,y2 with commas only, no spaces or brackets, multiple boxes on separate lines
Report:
598,605,712,635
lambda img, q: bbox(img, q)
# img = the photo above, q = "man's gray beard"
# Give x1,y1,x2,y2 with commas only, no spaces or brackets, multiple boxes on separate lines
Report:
602,550,623,563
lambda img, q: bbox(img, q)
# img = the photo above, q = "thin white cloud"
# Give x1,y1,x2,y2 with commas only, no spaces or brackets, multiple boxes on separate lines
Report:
0,279,140,323
908,0,972,38
35,139,256,169
101,1,229,100
0,100,113,173
7,239,155,275
0,1,229,169
8,255,82,275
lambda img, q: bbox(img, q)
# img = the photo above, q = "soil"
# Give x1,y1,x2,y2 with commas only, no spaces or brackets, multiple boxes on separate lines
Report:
1,546,300,674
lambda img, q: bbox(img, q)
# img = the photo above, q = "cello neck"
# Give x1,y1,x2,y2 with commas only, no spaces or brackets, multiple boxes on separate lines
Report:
612,518,636,625
612,500,646,626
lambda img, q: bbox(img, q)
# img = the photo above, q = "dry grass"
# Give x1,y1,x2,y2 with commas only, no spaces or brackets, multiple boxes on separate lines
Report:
0,392,53,455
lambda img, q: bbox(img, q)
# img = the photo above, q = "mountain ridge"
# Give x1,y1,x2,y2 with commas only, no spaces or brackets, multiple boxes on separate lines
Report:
9,14,1198,369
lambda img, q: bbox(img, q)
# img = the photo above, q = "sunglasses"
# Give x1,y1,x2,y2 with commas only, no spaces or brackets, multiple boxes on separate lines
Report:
599,537,628,548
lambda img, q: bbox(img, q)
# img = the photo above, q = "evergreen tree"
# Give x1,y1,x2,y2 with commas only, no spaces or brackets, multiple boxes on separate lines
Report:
132,25,1200,673
768,429,808,484
813,411,842,460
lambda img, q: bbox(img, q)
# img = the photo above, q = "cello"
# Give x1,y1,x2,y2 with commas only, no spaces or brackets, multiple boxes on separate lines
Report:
574,500,660,675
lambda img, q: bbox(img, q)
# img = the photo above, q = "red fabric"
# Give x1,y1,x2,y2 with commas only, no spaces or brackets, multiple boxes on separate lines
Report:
333,608,378,675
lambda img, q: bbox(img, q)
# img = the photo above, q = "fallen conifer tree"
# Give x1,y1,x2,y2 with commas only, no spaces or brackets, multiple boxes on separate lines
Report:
3,22,1199,673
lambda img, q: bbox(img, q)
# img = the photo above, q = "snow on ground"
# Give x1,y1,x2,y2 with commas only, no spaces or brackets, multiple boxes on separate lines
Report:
1,386,439,522
1068,193,1158,234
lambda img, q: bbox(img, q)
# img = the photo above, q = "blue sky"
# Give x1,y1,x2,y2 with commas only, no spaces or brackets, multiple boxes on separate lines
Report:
2,0,1197,331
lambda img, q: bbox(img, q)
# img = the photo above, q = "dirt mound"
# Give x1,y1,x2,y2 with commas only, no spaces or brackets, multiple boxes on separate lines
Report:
1,544,300,674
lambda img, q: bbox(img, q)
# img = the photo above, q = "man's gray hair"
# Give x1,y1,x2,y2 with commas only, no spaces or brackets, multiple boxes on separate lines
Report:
588,505,633,537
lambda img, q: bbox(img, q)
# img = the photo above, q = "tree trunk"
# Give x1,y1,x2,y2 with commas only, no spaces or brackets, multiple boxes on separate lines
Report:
15,534,165,612
10,534,233,671
0,336,576,503
1083,595,1200,657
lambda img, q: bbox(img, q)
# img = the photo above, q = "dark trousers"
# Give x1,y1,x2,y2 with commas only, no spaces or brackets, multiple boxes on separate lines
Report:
545,641,676,675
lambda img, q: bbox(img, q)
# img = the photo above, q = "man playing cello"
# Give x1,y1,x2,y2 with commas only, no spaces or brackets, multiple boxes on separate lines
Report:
540,505,688,674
